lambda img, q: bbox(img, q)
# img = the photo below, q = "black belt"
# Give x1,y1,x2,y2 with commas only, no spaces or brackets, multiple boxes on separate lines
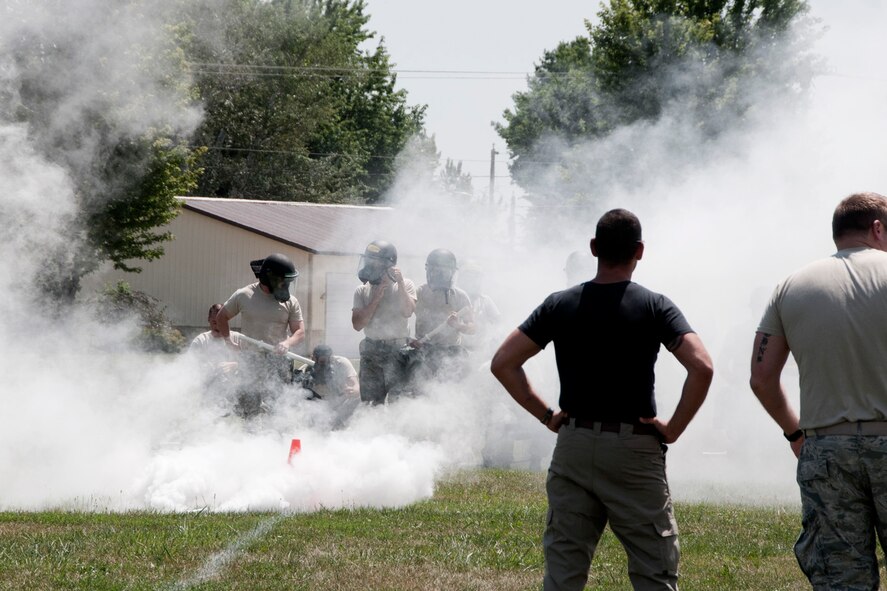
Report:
365,338,408,346
571,418,661,437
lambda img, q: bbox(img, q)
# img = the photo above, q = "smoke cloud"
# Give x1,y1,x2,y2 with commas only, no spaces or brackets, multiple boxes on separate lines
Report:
1,0,885,513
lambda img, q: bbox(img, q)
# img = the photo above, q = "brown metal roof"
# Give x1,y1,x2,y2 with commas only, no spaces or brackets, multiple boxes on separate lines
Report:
179,197,394,255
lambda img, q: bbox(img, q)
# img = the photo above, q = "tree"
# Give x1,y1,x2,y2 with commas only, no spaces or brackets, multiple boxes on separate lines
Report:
2,1,204,302
184,0,426,204
497,0,818,200
439,159,473,196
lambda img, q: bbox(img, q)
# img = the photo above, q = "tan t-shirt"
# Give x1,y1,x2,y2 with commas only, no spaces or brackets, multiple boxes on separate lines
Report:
415,284,471,346
758,247,887,429
223,282,303,344
189,331,242,368
353,279,417,340
307,355,358,399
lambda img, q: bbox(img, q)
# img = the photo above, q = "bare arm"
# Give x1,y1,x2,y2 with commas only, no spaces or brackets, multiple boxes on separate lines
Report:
490,329,566,433
343,374,360,397
352,284,387,331
749,332,802,457
447,306,476,334
640,332,713,443
390,267,416,317
277,319,305,353
216,307,233,340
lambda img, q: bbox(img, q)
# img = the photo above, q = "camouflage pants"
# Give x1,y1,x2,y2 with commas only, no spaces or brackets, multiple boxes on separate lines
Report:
358,338,410,405
795,435,887,590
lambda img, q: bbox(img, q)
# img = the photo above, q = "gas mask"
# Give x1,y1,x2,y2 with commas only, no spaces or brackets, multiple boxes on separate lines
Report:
252,254,298,303
357,256,390,285
426,264,455,291
265,274,294,303
312,357,332,385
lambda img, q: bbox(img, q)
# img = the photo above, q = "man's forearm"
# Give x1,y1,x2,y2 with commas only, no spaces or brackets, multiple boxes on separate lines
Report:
492,366,549,421
352,300,380,330
398,289,415,317
751,380,800,434
665,371,710,440
216,313,231,338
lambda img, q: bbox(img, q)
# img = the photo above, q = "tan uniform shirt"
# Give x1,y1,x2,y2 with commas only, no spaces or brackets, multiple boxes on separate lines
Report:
189,331,242,368
353,279,416,340
307,355,357,399
223,282,302,344
758,247,887,429
415,284,471,346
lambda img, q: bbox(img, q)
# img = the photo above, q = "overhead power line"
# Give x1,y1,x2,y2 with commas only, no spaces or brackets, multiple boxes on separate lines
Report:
186,61,529,80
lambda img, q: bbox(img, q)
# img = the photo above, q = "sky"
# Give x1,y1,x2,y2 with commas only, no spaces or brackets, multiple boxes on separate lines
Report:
363,0,886,200
363,1,597,199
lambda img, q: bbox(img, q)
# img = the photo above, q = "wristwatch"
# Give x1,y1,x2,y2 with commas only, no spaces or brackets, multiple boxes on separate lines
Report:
540,408,554,425
784,429,804,442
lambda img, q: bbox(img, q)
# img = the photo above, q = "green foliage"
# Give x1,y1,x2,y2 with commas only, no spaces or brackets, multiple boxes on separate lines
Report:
184,0,426,204
95,281,186,353
496,0,818,201
89,138,204,274
440,159,474,196
2,3,204,302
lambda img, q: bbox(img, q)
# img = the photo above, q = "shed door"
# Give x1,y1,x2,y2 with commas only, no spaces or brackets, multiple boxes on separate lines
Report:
324,273,362,358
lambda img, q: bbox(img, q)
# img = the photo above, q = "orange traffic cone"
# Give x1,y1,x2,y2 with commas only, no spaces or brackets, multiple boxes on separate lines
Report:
287,438,301,464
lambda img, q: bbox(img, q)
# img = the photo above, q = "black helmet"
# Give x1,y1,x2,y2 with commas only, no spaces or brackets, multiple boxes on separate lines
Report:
426,248,457,290
358,240,397,284
251,253,298,302
426,248,457,270
364,240,397,265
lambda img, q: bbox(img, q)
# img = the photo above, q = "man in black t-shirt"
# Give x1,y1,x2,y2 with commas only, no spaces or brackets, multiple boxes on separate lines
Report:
491,209,713,591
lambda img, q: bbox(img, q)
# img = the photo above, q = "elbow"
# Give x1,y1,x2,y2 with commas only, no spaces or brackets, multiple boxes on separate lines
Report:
700,360,714,384
690,359,714,388
489,351,507,381
749,373,768,397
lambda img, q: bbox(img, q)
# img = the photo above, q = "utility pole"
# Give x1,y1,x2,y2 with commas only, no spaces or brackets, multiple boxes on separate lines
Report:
489,143,498,205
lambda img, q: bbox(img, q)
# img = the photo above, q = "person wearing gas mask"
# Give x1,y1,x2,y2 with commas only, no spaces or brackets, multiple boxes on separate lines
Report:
457,259,502,359
216,254,305,395
295,344,359,400
410,249,475,384
352,240,417,405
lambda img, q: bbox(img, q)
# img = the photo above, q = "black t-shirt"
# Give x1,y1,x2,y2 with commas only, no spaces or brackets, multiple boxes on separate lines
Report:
519,281,692,421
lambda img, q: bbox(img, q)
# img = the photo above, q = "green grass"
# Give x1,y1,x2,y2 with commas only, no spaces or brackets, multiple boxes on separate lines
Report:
0,469,854,590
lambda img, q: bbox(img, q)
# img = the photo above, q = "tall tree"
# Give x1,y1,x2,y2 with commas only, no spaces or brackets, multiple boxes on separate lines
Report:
1,1,204,302
497,0,817,200
184,0,426,204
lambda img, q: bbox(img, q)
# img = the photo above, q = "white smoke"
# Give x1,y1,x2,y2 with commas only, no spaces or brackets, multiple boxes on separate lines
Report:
1,0,885,513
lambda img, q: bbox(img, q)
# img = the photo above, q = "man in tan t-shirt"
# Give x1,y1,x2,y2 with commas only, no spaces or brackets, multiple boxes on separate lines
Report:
751,192,887,590
217,254,304,391
352,240,416,405
411,249,474,385
189,303,242,377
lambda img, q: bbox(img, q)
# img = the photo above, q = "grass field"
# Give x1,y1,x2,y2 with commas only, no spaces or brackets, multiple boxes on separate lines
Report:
0,469,834,590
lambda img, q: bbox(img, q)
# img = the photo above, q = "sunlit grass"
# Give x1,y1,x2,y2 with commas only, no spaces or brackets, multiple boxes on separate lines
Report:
0,469,832,590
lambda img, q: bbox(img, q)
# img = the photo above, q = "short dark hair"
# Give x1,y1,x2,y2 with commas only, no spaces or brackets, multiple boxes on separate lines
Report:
832,192,887,240
207,303,222,318
594,209,642,264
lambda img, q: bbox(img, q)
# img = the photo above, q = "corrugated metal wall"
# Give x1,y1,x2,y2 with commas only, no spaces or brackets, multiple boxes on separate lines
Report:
91,209,331,355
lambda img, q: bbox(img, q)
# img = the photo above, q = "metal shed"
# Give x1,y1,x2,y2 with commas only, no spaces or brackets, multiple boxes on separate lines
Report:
94,197,397,358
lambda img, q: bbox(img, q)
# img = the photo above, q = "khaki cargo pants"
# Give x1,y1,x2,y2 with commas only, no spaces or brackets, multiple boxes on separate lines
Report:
543,422,679,591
